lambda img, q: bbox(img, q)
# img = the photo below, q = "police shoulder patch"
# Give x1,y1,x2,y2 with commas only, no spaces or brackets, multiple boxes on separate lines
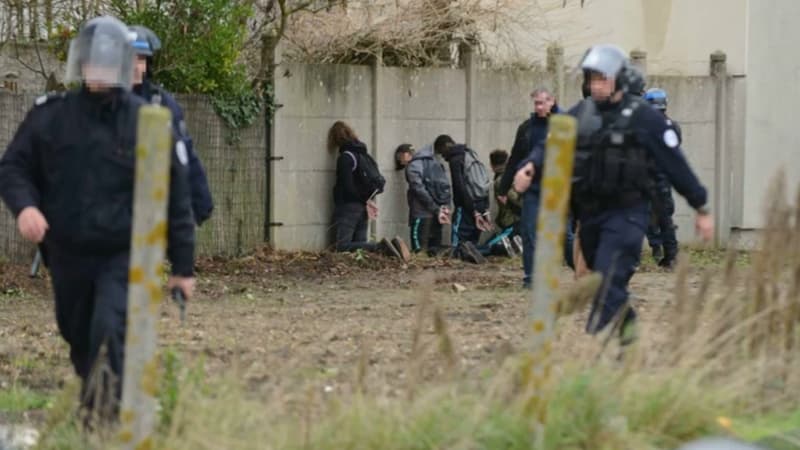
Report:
663,129,680,148
175,141,189,166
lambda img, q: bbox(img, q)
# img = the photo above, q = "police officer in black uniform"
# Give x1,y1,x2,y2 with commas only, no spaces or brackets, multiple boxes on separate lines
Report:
569,45,713,341
129,25,214,225
0,16,196,420
644,87,681,268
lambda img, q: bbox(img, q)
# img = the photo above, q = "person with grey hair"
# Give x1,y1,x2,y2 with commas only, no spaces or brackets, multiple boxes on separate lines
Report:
499,87,574,288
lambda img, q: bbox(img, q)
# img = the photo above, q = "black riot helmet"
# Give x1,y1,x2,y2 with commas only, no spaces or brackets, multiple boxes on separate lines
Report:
65,15,135,89
130,25,161,57
130,25,161,81
625,64,647,96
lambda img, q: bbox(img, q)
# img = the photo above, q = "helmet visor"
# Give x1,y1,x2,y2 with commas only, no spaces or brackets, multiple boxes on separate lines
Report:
65,19,135,89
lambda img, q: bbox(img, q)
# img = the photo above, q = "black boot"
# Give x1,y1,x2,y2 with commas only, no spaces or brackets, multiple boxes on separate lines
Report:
651,245,663,262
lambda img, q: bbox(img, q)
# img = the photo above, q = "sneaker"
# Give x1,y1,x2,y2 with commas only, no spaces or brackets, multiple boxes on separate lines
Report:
459,241,486,264
500,236,515,257
380,238,402,259
511,235,524,255
392,237,411,263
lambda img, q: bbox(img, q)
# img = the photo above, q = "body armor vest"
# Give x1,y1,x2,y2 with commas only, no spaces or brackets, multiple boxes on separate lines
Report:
572,96,653,215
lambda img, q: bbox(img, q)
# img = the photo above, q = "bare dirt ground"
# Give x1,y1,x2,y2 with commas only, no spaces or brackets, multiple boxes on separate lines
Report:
0,248,705,423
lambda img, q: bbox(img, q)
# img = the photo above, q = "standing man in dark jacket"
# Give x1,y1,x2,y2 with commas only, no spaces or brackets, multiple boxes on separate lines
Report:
403,141,452,256
0,16,196,421
129,25,214,225
434,135,487,264
502,88,574,288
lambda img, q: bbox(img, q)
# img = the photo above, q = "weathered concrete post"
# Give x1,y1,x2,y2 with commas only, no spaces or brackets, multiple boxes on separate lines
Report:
119,105,173,450
462,43,477,148
547,45,565,103
370,50,383,241
711,51,730,245
522,114,577,434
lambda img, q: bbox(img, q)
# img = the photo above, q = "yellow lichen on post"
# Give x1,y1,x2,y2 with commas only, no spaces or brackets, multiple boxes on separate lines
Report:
119,105,173,450
523,114,577,433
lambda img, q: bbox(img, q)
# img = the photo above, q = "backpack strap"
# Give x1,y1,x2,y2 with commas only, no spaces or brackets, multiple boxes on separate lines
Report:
343,151,358,172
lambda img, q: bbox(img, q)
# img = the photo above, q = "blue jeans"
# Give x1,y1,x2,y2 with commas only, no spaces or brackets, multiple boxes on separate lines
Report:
521,190,575,286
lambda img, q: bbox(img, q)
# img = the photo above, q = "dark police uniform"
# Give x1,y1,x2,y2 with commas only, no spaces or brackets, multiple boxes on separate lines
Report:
0,88,196,412
570,94,707,334
134,80,214,225
646,117,683,265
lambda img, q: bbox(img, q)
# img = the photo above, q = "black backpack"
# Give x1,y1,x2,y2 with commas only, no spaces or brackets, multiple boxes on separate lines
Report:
345,150,386,199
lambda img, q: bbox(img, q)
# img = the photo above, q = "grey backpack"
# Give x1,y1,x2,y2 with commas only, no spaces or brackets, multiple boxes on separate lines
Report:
462,146,492,202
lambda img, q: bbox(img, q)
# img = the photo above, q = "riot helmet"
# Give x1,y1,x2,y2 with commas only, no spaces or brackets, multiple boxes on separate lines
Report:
580,44,636,99
580,44,627,80
65,16,135,89
625,64,647,96
644,87,668,111
130,25,161,57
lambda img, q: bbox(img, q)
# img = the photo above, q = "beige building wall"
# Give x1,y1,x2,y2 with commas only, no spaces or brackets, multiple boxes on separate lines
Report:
740,0,800,229
507,0,748,76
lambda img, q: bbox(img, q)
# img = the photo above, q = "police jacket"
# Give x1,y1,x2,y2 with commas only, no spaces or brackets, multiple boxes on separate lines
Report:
405,143,452,219
0,88,196,276
135,80,214,225
568,94,707,216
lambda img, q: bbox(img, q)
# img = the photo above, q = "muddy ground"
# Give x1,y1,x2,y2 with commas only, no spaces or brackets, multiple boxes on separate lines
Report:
0,248,717,423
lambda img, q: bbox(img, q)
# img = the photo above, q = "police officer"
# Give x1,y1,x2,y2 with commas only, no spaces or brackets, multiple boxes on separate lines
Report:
0,16,196,420
644,87,681,267
570,45,713,341
129,25,214,225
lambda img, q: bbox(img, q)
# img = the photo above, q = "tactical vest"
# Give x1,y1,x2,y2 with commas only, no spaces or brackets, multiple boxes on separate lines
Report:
572,96,653,214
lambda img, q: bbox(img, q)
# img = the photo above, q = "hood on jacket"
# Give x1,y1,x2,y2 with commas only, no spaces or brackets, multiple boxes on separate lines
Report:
339,140,368,155
411,143,436,161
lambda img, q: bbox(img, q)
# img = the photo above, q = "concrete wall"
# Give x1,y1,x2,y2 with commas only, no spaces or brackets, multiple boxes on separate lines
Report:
0,58,741,259
272,61,728,251
0,43,63,93
740,0,800,229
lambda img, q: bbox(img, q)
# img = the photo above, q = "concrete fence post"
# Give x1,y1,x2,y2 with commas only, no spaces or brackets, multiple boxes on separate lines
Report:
370,50,383,241
546,45,565,104
630,49,648,75
462,43,477,148
119,105,173,449
711,51,730,245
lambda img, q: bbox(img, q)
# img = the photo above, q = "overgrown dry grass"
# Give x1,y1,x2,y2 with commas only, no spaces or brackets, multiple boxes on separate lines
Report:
26,177,800,449
283,0,563,67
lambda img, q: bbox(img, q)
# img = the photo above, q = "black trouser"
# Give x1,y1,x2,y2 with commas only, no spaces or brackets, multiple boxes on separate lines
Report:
333,202,379,252
48,247,130,419
451,207,481,247
646,182,678,260
409,217,444,255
